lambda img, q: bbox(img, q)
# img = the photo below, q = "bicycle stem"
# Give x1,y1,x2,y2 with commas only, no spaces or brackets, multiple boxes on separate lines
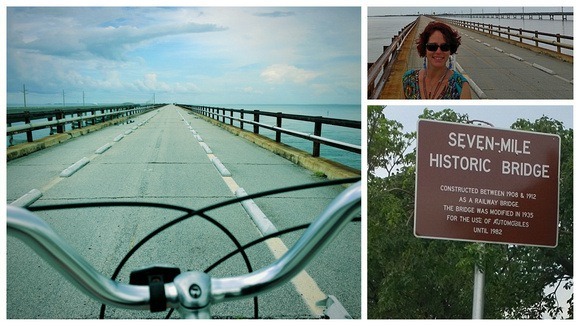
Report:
7,181,361,318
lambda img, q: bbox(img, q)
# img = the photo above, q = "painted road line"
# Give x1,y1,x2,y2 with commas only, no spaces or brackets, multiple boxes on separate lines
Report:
222,176,240,193
265,237,326,316
200,142,212,154
185,110,328,317
554,75,573,84
456,62,487,99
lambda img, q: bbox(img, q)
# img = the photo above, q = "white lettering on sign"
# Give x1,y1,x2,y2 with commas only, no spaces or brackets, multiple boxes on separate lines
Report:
448,132,531,155
501,161,550,178
429,153,491,172
428,132,552,178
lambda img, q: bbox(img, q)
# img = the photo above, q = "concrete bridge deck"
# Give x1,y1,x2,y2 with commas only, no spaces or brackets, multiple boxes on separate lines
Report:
6,104,361,319
380,16,573,99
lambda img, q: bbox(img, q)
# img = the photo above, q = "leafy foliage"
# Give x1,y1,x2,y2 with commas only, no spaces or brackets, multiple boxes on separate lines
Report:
367,108,573,319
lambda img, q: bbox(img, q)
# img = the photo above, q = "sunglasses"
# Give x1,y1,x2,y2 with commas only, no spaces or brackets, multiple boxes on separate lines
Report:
425,43,451,52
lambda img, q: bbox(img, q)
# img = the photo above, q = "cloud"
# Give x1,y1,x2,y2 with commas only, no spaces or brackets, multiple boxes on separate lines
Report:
254,11,296,18
8,8,227,61
260,64,321,84
7,7,360,105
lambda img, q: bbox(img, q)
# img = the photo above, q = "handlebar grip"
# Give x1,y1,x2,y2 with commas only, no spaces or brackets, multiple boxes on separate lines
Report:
7,205,151,310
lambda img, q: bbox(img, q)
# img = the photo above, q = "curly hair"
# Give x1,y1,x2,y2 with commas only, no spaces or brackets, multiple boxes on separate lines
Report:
416,21,461,57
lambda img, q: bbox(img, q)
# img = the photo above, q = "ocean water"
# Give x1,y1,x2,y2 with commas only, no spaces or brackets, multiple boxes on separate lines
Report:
368,16,418,63
7,104,362,170
209,104,362,170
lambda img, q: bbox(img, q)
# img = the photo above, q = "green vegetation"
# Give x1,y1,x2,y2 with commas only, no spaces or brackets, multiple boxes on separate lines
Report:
367,106,573,319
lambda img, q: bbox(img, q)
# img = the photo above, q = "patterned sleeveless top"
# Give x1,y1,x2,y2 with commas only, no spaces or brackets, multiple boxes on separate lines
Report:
402,69,468,99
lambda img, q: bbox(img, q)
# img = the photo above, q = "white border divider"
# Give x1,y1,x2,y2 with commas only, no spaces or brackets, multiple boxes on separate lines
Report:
10,189,43,208
235,187,278,236
60,157,90,177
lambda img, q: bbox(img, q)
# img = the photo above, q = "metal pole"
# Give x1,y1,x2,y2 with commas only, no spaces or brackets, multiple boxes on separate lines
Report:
23,84,27,108
472,245,485,319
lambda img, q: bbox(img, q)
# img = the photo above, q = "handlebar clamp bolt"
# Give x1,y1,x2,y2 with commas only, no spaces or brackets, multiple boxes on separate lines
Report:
189,284,202,299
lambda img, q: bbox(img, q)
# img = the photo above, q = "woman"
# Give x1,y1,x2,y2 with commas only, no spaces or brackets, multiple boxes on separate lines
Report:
403,21,471,99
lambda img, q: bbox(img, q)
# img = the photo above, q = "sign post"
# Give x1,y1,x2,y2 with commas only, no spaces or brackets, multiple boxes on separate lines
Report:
414,119,561,318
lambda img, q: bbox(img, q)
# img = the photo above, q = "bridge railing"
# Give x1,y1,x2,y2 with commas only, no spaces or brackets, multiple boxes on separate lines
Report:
367,17,418,99
6,104,162,145
177,104,361,158
442,18,573,55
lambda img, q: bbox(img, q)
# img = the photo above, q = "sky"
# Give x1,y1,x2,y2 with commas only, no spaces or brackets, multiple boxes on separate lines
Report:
5,6,361,106
383,104,574,132
374,104,573,177
368,6,574,16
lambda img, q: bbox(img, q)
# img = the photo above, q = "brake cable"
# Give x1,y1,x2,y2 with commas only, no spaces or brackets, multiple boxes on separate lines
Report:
28,177,360,319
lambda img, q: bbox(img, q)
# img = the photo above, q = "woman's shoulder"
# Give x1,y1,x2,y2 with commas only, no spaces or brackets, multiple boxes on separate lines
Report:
450,70,468,83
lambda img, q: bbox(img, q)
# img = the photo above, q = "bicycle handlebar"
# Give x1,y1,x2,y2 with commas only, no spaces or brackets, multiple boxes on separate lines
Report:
7,181,361,318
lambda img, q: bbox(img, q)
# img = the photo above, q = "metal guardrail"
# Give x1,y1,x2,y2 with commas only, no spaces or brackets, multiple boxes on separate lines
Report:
442,18,573,55
440,11,573,21
177,104,361,158
367,17,418,99
7,104,163,144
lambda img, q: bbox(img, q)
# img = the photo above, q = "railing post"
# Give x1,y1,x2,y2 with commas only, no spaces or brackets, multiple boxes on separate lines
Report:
313,120,322,157
240,110,245,129
8,123,14,146
556,34,561,53
230,109,234,126
76,110,82,129
56,110,65,134
24,111,33,142
534,31,539,47
275,112,282,143
222,108,226,124
253,110,259,134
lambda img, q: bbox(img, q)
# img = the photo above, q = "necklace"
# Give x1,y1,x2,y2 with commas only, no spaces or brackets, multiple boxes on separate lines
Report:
421,68,449,99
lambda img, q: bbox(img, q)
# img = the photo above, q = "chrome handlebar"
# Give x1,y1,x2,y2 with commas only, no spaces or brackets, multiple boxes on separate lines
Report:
7,181,361,318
